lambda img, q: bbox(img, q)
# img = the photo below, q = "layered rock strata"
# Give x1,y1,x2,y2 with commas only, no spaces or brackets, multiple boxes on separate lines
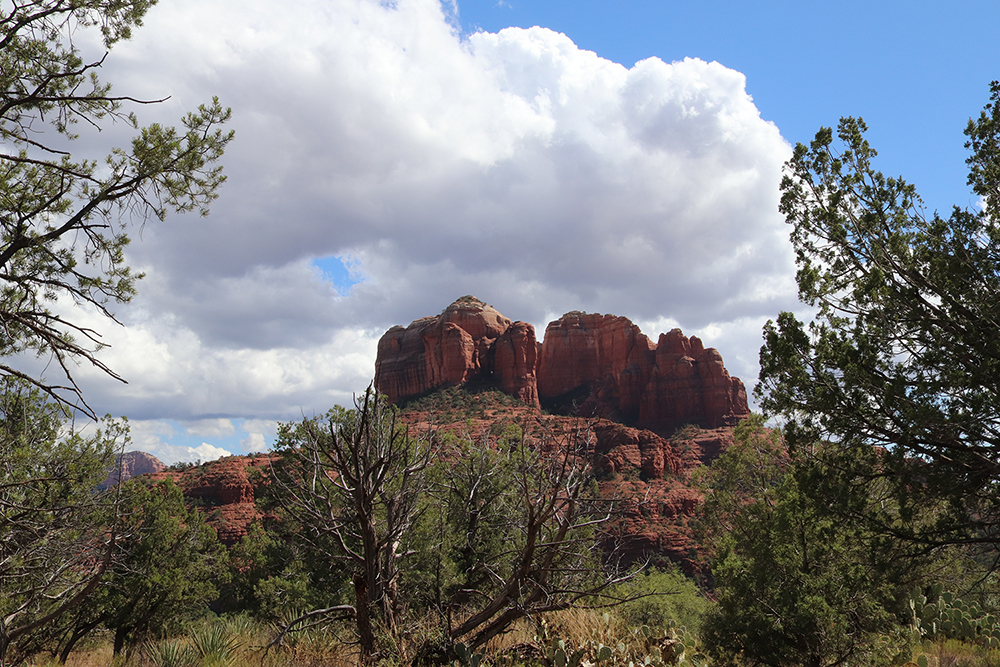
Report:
375,297,749,434
150,455,273,546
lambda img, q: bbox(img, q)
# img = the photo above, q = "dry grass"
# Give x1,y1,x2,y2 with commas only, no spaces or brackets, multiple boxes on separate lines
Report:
43,614,1000,667
65,646,115,667
37,607,683,667
42,637,359,667
910,640,1000,667
22,644,114,667
25,618,356,667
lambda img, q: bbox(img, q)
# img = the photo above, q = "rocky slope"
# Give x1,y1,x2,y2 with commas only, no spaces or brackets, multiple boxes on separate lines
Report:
397,399,734,573
376,296,748,435
148,455,273,546
96,451,271,547
144,398,731,571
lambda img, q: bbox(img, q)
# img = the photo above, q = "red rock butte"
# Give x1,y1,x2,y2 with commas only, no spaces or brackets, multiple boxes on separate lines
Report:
99,450,166,490
375,296,749,435
148,455,274,546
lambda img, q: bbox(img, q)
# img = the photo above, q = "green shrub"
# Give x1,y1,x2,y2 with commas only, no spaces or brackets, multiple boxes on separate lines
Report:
609,566,711,634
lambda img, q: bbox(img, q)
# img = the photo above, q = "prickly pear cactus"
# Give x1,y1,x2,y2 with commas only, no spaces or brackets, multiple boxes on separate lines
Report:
529,624,711,667
453,641,483,667
631,625,710,667
909,586,1000,647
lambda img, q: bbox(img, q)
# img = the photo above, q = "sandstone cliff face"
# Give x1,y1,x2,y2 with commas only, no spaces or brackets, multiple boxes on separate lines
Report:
638,329,749,433
150,455,273,546
375,296,539,408
375,297,748,435
493,321,539,406
539,314,749,433
371,297,752,571
537,313,656,423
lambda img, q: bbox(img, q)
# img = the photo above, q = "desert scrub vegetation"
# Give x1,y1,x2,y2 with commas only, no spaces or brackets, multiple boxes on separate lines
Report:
39,608,715,667
400,384,528,419
35,613,1000,667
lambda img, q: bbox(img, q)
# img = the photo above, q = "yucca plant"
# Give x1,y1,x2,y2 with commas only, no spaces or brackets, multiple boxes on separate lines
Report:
145,639,200,667
221,614,263,641
190,625,243,667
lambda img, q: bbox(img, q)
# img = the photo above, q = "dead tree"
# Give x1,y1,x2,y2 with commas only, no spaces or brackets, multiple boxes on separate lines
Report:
272,394,630,665
458,433,616,650
269,388,432,662
410,423,628,665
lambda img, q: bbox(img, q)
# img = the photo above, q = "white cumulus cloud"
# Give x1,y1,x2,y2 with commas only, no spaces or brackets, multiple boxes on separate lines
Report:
36,0,794,430
240,433,268,454
189,443,233,463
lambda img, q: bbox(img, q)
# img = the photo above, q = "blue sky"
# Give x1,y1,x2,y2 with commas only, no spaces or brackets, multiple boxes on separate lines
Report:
456,0,999,215
37,0,998,463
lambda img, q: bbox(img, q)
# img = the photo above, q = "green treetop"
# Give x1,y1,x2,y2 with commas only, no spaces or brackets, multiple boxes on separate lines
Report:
0,0,232,415
758,81,1000,548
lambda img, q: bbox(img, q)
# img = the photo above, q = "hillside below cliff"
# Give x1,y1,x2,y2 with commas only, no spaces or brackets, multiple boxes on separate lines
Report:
144,396,731,573
398,392,734,572
121,298,752,572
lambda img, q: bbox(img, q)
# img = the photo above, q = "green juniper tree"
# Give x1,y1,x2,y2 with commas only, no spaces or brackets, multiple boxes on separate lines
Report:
719,78,1000,667
54,478,228,661
758,81,1000,549
698,416,924,667
1,0,232,415
0,378,128,665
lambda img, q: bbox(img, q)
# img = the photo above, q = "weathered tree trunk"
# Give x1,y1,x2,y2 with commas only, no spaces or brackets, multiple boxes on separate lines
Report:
354,572,376,662
0,627,9,667
113,626,128,658
58,619,103,664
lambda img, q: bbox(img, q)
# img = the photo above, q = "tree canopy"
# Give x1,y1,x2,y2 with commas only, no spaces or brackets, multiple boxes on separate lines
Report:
698,416,925,667
0,2,231,662
0,378,128,664
1,0,232,414
81,478,227,658
758,81,1000,548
